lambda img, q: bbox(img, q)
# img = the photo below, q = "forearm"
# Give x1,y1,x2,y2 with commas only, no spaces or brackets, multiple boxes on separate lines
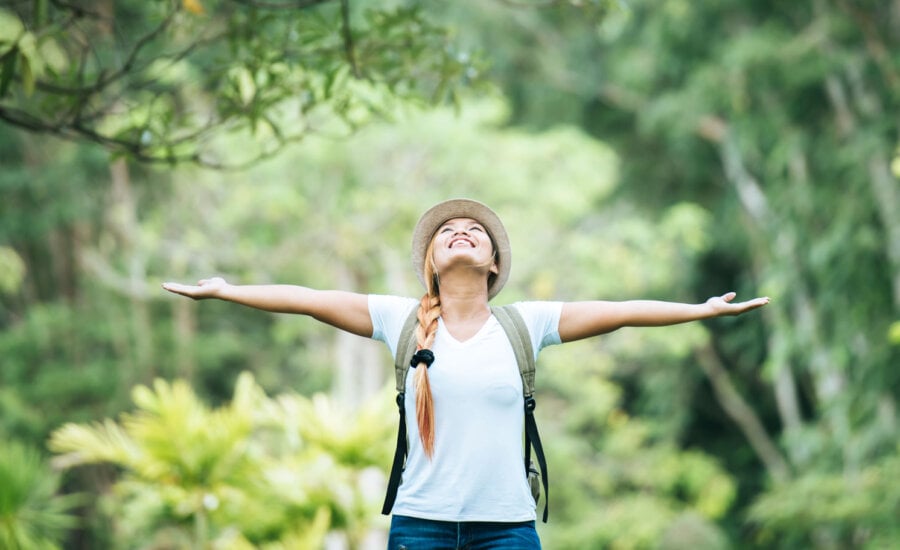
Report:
560,300,712,342
217,284,372,333
559,292,768,343
215,284,317,314
613,300,715,327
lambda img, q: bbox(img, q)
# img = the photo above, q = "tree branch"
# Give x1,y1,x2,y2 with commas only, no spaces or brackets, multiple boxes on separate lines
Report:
495,0,564,8
835,0,900,95
231,0,335,9
340,0,361,78
694,344,791,483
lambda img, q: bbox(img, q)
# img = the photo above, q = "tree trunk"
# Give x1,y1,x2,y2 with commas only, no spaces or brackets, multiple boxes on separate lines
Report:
694,344,790,483
714,129,808,433
331,264,384,409
108,158,155,380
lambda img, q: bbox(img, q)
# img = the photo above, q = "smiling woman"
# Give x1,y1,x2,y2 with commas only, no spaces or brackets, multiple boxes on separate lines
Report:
430,218,498,288
162,198,769,549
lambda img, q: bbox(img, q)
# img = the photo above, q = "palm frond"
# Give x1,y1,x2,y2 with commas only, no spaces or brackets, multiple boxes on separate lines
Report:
0,440,80,549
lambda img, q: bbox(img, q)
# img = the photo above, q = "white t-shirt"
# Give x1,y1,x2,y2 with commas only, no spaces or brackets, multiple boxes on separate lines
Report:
369,294,563,522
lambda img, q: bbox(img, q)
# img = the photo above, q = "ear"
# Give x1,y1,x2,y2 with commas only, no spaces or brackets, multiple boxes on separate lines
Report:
489,260,499,275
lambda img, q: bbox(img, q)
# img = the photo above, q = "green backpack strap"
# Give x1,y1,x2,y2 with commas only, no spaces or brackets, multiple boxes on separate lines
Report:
394,306,421,393
491,305,535,396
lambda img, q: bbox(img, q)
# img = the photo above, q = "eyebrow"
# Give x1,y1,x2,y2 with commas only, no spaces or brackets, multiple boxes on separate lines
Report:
439,219,484,230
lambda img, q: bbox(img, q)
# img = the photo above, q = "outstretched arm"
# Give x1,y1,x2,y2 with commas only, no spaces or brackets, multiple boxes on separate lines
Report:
162,277,373,337
558,292,769,343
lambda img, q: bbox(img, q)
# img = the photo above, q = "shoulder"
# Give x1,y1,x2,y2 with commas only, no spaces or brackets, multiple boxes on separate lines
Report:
368,295,419,344
503,301,563,351
368,294,418,315
508,301,563,321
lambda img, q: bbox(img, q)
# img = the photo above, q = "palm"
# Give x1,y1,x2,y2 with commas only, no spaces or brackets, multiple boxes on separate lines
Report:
162,277,227,299
707,292,770,316
0,441,78,548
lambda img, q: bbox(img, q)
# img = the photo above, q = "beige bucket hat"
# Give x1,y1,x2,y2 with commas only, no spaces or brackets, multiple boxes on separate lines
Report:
411,198,511,300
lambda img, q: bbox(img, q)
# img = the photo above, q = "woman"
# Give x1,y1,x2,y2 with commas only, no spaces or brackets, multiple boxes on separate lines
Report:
163,198,769,549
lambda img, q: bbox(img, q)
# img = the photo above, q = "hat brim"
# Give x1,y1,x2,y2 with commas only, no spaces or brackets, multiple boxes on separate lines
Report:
412,198,511,300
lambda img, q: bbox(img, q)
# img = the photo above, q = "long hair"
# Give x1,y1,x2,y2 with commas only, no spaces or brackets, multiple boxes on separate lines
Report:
414,238,441,458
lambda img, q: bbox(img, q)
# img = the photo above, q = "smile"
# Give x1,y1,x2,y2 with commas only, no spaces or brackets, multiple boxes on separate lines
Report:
449,237,476,248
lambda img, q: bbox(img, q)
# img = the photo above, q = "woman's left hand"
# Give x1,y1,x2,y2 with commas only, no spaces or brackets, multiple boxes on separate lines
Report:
706,292,770,317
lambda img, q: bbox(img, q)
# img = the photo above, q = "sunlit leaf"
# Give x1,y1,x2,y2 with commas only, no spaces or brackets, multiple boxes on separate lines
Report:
0,9,25,50
183,0,205,16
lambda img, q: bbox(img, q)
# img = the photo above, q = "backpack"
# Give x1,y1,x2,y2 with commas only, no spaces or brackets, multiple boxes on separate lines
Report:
380,304,550,523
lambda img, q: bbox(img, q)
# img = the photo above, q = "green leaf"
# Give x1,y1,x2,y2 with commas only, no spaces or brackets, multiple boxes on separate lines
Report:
0,246,26,293
38,36,67,75
0,440,79,548
0,49,16,97
19,53,33,95
0,9,25,49
889,321,900,345
16,31,42,96
234,66,255,106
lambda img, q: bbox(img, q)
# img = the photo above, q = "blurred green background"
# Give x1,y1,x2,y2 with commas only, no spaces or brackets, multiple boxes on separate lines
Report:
1,1,899,548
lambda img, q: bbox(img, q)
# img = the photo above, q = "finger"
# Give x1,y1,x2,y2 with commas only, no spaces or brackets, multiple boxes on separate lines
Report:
722,291,737,302
162,282,187,293
739,297,770,310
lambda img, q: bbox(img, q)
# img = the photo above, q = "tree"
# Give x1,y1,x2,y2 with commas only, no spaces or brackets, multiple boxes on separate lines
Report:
0,0,486,167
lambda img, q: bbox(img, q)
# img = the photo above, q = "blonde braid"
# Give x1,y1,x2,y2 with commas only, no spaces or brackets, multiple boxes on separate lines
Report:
414,293,441,458
414,238,442,458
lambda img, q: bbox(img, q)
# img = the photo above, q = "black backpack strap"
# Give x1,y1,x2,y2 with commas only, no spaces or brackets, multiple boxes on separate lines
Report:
381,392,408,515
492,305,549,523
524,395,549,522
381,305,420,515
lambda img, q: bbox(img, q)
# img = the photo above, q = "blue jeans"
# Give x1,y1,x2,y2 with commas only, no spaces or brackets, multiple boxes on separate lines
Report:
388,515,541,549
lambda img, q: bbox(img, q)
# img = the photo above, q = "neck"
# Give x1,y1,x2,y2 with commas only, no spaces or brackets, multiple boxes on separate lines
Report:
435,274,491,322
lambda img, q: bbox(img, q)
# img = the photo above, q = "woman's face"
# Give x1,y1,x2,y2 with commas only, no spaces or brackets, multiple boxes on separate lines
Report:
430,217,499,277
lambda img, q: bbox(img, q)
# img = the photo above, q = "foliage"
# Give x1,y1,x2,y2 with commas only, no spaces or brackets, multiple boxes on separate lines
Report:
49,371,394,548
0,245,25,293
2,0,899,548
0,301,125,443
0,439,80,550
746,450,900,548
0,0,488,166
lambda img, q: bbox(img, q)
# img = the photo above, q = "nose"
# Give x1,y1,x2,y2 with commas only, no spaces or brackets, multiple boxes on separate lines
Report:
447,228,474,247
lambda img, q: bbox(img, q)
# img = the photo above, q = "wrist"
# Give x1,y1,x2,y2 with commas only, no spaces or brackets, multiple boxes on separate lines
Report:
213,282,235,300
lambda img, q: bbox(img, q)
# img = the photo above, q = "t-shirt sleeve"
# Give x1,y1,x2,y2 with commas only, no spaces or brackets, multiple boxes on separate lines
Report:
368,294,419,359
511,301,563,361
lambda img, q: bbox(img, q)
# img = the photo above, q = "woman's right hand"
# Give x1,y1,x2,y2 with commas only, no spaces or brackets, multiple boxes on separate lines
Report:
162,277,229,300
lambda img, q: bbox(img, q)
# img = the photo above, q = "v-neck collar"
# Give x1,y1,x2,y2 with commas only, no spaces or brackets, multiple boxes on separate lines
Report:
438,314,496,345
